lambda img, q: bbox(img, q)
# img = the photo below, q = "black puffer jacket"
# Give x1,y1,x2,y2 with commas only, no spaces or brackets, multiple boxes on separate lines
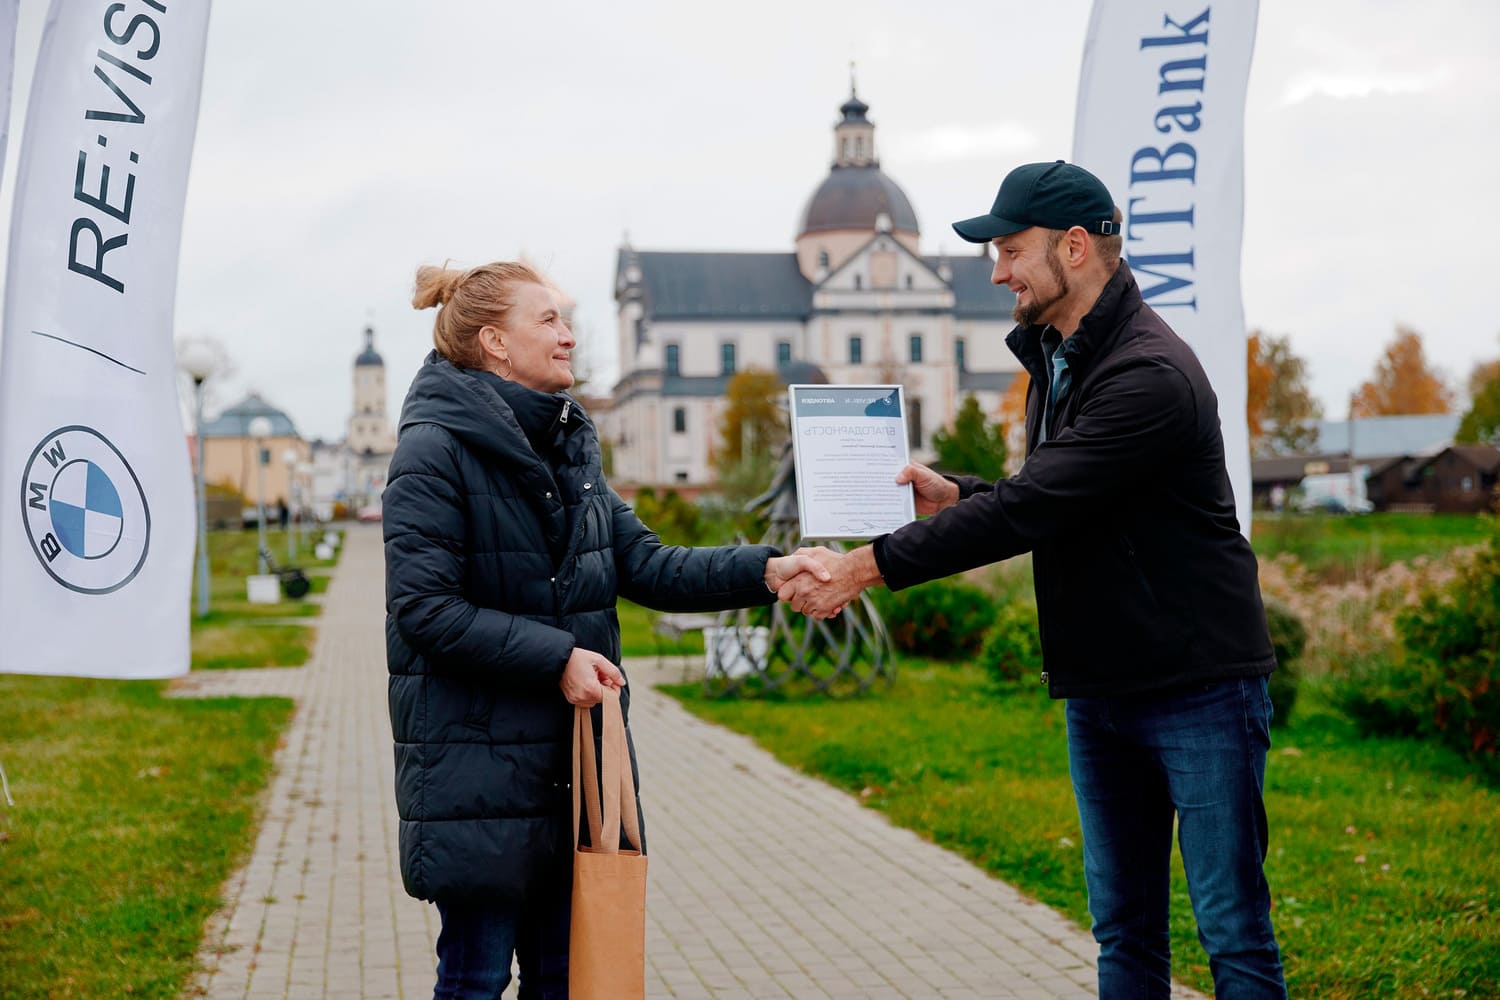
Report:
384,351,777,903
874,264,1274,698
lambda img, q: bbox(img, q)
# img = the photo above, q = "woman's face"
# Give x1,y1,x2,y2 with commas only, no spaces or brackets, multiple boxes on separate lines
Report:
491,282,575,393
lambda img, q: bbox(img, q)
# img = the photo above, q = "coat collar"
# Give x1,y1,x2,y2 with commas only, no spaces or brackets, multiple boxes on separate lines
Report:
398,351,590,468
1005,261,1144,382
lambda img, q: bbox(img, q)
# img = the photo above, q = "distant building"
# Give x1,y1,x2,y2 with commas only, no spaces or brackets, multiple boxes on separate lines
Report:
604,87,1020,487
307,324,396,516
1367,444,1500,513
1250,413,1465,509
200,392,308,508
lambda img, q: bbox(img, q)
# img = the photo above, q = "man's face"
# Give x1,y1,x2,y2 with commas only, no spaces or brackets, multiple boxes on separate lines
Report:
990,228,1069,327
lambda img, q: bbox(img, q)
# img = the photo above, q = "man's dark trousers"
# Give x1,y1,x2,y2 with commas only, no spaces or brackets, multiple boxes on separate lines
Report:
1066,676,1288,999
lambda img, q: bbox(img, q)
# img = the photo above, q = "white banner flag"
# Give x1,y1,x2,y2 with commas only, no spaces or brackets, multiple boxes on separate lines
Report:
0,0,212,678
0,0,17,181
1073,2,1258,537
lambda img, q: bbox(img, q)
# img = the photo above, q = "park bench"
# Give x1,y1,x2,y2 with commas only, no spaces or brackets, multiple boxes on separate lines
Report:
651,612,717,671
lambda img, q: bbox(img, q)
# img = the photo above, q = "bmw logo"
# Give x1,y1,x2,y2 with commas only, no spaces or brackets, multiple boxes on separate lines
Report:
21,426,150,594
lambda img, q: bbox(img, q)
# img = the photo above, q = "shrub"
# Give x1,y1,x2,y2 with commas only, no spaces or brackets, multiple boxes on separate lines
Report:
875,579,996,661
979,601,1043,684
1393,531,1500,764
633,487,705,546
1336,656,1427,739
1263,599,1307,727
1332,528,1500,774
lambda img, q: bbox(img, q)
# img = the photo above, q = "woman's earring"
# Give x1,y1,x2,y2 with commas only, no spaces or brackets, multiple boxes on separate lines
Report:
499,357,513,379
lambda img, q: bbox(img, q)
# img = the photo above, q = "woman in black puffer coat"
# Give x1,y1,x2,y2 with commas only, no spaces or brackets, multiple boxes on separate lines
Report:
385,261,823,1000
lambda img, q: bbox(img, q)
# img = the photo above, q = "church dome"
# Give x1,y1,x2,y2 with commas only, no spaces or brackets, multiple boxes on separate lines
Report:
796,87,919,239
355,324,383,367
797,166,919,237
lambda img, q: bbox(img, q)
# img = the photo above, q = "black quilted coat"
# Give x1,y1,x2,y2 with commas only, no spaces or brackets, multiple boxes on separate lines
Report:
384,351,777,903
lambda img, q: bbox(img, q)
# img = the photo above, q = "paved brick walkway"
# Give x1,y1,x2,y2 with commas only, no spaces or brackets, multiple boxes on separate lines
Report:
180,525,1205,999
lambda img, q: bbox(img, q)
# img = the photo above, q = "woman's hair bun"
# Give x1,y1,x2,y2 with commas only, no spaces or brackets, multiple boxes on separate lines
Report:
412,265,465,310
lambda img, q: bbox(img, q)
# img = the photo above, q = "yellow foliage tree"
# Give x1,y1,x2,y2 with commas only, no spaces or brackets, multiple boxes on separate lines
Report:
1246,332,1274,440
715,368,787,500
1352,326,1454,416
1247,331,1322,455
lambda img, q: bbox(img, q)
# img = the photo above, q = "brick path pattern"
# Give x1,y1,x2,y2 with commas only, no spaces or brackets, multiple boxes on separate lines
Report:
180,526,1205,999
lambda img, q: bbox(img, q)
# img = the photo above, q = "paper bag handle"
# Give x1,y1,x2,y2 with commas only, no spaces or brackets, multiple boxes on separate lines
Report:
572,686,642,855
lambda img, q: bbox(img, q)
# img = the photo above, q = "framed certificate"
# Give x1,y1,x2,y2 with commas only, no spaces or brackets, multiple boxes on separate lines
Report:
787,384,917,539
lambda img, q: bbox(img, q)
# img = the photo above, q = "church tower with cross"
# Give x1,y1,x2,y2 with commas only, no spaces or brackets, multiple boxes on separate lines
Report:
347,324,394,457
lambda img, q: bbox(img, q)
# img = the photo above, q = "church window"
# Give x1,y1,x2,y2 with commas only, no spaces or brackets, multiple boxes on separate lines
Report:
955,337,967,371
905,274,914,289
673,407,687,434
909,334,923,364
777,341,792,365
909,399,924,451
848,335,863,365
818,249,830,270
720,342,736,375
664,343,680,376
855,136,863,159
853,274,863,290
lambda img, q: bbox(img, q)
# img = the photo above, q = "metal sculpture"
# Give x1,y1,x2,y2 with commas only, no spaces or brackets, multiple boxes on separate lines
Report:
704,441,896,698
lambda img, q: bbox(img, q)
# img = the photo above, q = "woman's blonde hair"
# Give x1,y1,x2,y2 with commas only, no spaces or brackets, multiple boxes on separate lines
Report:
412,261,545,370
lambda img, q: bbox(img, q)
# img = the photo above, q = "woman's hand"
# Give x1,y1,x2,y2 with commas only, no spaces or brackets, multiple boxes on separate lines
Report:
764,551,833,593
560,647,626,707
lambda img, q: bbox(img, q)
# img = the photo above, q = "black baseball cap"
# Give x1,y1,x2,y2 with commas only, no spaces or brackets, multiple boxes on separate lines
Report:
952,160,1119,243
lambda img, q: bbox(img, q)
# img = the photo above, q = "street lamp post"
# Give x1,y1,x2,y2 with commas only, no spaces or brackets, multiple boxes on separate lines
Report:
283,448,299,564
248,415,273,575
296,461,315,550
179,342,218,618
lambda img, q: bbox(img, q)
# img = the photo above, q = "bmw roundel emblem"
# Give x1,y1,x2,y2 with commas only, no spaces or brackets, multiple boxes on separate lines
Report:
21,426,151,594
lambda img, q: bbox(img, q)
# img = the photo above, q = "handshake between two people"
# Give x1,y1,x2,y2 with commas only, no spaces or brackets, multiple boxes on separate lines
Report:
763,461,961,621
561,463,960,707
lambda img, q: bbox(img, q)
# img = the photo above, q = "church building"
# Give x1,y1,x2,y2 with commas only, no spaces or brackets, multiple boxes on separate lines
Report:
606,88,1020,487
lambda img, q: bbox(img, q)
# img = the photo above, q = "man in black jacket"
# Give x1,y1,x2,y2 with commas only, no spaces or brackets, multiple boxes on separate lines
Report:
781,161,1287,998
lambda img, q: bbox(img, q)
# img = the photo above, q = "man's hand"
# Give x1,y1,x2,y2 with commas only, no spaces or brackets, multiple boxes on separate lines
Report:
764,551,833,593
777,546,882,619
560,646,626,707
897,462,961,515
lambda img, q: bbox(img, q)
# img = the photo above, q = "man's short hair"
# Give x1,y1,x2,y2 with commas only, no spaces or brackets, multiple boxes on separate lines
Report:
1090,207,1123,269
1044,206,1123,270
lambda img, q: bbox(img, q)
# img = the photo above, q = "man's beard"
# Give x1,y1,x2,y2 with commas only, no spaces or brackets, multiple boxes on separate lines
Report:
1012,251,1070,326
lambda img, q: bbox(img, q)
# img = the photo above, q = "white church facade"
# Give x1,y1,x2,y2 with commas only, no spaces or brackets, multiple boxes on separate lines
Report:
605,88,1020,487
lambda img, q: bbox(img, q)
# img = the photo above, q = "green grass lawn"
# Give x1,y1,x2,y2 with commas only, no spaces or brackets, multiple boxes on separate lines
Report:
617,598,705,657
0,676,292,999
1250,511,1492,580
666,663,1499,999
190,528,339,670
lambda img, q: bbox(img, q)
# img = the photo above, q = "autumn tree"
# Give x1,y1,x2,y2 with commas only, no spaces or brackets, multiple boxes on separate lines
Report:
1457,357,1500,446
1247,331,1322,456
1351,325,1454,416
998,370,1031,470
930,394,1008,481
715,368,787,502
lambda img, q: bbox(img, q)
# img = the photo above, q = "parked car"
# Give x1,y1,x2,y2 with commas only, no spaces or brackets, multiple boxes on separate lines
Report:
356,503,383,523
1295,494,1374,515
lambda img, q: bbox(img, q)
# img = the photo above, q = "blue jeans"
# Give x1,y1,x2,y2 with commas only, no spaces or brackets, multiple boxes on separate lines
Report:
433,889,570,1000
1066,676,1287,999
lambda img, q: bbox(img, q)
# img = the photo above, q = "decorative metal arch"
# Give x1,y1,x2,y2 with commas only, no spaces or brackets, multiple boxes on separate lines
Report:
703,444,896,698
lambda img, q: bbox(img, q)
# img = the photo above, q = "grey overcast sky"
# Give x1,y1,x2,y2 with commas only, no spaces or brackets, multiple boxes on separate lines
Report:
2,1,1496,441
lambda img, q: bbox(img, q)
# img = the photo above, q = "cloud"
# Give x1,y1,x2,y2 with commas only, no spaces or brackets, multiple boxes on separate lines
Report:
885,123,1039,163
1280,67,1455,106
